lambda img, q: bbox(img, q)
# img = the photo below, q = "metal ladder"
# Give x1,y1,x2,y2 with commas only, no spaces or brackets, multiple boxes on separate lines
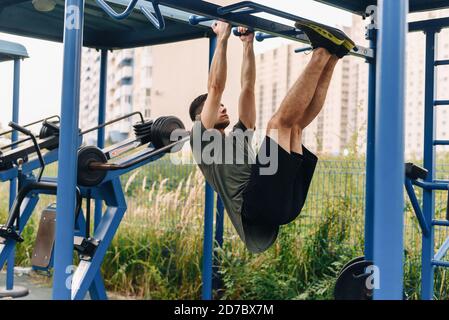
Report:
406,26,449,300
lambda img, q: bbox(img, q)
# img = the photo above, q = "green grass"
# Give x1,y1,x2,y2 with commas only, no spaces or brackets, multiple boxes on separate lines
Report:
2,159,449,299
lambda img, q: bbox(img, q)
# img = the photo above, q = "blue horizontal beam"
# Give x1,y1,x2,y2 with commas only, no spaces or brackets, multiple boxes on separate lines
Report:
434,100,449,106
432,220,449,227
432,260,449,268
433,140,449,146
435,60,449,66
409,17,449,33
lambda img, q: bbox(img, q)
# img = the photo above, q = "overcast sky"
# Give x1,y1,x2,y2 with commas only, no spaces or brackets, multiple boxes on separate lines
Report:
0,0,351,128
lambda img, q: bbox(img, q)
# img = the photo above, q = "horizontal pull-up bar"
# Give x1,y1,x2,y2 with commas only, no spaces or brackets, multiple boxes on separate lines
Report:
435,60,449,66
153,0,373,60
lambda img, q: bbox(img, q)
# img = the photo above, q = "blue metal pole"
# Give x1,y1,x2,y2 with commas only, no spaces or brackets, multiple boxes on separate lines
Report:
53,0,85,300
364,30,377,261
94,49,108,231
421,30,437,300
6,59,21,291
373,0,408,300
201,35,217,300
215,196,224,247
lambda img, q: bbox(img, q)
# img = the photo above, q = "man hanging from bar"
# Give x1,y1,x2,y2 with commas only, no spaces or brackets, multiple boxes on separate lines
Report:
189,21,355,253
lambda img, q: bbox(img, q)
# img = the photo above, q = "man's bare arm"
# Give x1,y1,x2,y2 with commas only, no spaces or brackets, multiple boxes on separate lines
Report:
201,21,231,129
238,27,256,130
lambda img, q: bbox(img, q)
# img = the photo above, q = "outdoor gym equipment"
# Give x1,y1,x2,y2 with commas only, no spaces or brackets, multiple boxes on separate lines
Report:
0,112,188,299
0,39,29,299
0,0,447,300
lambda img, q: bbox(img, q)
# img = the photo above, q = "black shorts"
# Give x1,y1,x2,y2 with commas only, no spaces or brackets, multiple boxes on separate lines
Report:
242,136,318,226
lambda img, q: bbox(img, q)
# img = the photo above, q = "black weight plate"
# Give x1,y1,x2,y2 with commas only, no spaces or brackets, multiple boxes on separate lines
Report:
334,260,374,300
150,117,167,149
339,256,366,276
77,146,107,187
39,121,59,139
156,116,186,150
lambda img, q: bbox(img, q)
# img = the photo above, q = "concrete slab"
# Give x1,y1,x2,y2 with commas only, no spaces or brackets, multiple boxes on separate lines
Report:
0,271,52,300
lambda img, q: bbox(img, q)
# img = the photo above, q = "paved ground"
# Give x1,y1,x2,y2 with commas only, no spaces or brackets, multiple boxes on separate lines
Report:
0,270,52,300
0,270,131,300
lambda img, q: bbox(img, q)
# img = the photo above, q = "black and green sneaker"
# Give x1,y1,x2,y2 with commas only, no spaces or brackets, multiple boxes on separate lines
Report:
295,21,356,58
335,40,357,58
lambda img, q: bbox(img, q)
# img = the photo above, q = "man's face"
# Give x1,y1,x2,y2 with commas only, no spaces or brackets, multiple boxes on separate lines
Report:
214,103,230,130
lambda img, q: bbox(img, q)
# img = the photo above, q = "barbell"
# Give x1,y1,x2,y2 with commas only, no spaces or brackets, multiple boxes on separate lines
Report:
77,116,188,187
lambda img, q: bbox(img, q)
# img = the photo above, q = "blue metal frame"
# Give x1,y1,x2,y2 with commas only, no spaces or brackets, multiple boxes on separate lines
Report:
201,35,217,301
95,49,108,231
364,27,376,262
0,41,28,294
4,0,449,301
372,0,408,300
6,59,21,291
53,0,85,300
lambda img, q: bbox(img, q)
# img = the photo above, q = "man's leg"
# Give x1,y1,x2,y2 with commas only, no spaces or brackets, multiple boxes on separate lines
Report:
290,55,340,154
267,48,332,153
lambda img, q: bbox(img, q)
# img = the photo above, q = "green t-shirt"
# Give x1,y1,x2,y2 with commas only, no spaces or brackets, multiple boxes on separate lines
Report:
190,120,256,242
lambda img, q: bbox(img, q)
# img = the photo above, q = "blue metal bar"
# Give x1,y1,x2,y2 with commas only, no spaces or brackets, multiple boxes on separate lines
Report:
53,0,85,300
215,196,224,248
140,1,166,31
435,60,449,66
409,17,449,33
0,197,39,270
405,179,430,237
434,100,449,106
256,30,303,43
95,0,138,20
255,32,276,42
433,140,449,145
189,15,213,26
364,29,377,261
433,140,449,146
9,59,21,207
71,179,126,300
431,260,449,268
95,49,108,231
6,58,21,291
372,0,408,300
434,236,449,261
72,198,110,300
0,150,59,182
294,47,312,54
202,35,216,301
421,30,437,300
413,180,449,191
432,220,449,227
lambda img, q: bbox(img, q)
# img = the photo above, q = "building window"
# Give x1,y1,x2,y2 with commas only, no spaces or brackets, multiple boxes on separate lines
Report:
120,77,133,85
119,58,133,68
272,83,277,113
146,66,153,79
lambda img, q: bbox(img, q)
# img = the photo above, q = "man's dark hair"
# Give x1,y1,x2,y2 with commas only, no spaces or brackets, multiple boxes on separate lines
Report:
189,93,208,121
